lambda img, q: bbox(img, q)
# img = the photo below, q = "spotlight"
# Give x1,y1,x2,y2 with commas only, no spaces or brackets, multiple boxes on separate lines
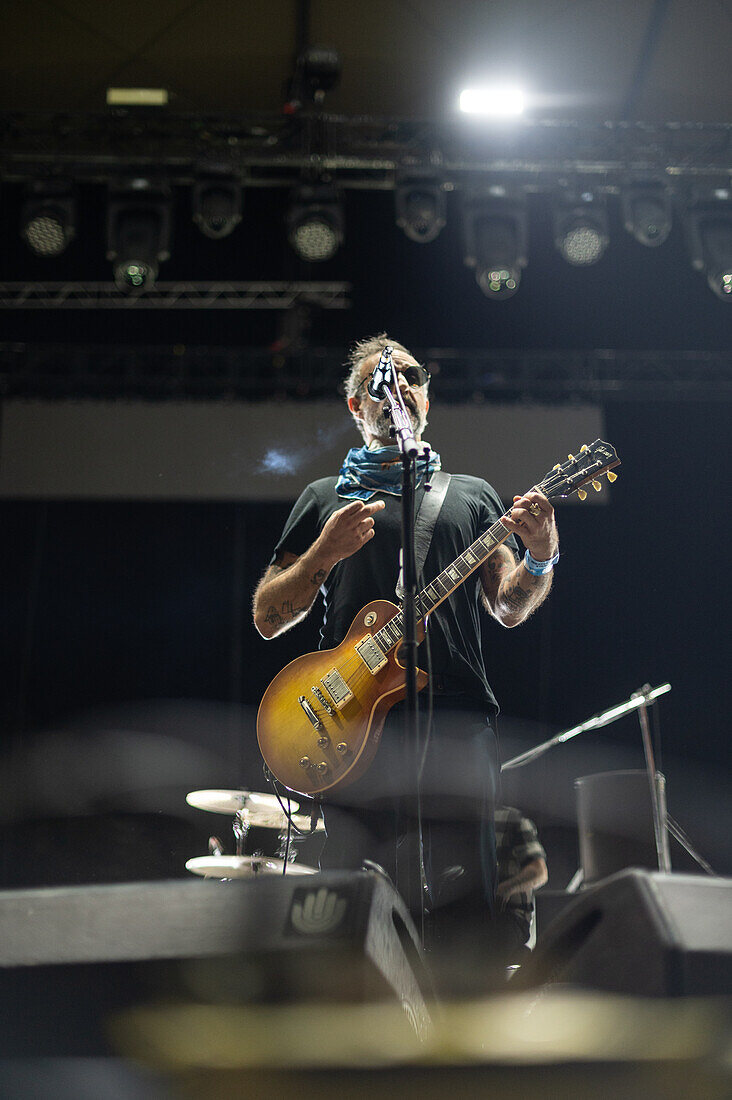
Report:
622,182,672,247
106,182,171,292
287,184,343,262
192,177,242,239
462,190,528,300
21,183,75,257
286,46,342,110
459,86,526,117
395,179,446,244
685,187,732,301
553,187,609,266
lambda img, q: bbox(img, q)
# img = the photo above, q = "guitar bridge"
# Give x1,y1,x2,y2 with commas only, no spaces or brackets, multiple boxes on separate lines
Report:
298,695,323,730
355,634,388,674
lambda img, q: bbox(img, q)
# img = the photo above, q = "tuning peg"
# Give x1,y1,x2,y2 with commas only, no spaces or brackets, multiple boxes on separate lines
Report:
580,444,589,452
577,488,587,501
592,479,602,492
568,453,575,461
607,470,618,483
553,463,561,471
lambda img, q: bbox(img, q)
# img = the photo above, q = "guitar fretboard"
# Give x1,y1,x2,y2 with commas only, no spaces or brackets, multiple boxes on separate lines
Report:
373,516,514,653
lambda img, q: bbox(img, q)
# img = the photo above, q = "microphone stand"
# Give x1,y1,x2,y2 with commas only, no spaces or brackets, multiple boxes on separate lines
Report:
501,682,715,877
373,366,423,914
377,381,420,734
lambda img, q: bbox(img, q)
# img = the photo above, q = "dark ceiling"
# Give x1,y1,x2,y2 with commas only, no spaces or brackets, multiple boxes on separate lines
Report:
3,0,732,122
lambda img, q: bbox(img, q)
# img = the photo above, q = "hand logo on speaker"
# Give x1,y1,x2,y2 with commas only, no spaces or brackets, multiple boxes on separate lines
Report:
290,887,347,935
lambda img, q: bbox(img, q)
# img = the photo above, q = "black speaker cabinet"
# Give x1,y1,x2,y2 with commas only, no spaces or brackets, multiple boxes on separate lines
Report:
520,868,732,996
0,872,431,1056
575,770,669,883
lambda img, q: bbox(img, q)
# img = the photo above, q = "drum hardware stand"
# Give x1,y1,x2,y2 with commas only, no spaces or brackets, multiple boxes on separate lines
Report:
232,811,251,857
501,681,715,880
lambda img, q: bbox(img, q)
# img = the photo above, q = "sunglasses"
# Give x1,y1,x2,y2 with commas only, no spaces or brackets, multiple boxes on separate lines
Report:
358,362,430,393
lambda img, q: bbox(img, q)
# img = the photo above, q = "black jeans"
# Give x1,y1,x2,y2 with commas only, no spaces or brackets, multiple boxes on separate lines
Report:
319,696,499,932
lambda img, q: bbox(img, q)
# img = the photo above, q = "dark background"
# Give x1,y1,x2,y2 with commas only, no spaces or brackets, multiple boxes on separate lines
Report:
1,177,730,887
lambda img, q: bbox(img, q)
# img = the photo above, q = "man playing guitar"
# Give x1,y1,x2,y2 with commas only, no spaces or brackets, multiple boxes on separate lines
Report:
253,333,559,976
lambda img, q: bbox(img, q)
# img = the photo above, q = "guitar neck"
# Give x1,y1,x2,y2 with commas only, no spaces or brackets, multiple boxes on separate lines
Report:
373,516,514,653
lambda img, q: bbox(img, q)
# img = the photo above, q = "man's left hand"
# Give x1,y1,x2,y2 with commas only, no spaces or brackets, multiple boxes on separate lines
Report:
502,490,558,561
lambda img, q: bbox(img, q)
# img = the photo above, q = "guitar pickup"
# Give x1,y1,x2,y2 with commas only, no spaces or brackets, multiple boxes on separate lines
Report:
355,634,388,674
321,668,353,710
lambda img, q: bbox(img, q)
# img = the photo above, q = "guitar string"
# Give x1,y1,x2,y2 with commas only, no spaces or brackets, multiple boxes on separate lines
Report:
306,463,601,726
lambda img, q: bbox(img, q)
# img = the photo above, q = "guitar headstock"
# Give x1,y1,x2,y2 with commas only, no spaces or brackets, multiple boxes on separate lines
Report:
539,440,620,502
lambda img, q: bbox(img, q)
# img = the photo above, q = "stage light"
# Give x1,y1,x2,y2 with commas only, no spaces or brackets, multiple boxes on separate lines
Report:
107,182,171,292
21,183,75,257
395,179,446,244
622,182,672,247
459,86,525,117
553,188,609,266
287,184,343,262
192,177,242,239
462,191,528,300
286,46,342,110
685,188,732,300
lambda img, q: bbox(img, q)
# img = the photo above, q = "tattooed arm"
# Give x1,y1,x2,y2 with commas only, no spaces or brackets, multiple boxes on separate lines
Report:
479,489,559,628
252,548,328,639
253,498,385,639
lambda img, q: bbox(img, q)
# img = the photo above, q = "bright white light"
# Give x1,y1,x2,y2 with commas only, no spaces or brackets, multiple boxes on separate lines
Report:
459,86,526,117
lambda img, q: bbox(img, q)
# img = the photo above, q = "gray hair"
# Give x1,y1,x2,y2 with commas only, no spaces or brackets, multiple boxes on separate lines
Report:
342,333,414,399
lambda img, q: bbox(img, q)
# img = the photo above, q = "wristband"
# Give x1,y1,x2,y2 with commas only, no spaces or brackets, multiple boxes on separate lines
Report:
524,548,560,576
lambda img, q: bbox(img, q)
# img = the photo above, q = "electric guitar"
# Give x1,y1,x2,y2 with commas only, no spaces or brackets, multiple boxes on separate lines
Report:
257,440,620,797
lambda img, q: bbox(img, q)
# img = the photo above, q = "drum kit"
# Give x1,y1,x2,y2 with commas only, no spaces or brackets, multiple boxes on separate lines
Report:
184,789,323,880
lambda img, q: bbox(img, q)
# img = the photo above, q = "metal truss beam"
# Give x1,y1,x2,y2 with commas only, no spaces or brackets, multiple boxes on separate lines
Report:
1,112,730,185
0,282,351,310
1,344,729,401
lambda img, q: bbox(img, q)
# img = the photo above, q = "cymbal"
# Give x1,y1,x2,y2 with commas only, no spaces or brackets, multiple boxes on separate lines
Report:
185,855,317,879
186,789,324,830
186,789,299,817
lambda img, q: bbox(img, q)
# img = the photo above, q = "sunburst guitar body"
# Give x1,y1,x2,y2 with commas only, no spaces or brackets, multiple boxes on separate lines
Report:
257,600,428,796
257,439,621,798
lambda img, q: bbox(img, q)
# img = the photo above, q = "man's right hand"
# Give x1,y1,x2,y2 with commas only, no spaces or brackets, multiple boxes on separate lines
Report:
317,498,385,567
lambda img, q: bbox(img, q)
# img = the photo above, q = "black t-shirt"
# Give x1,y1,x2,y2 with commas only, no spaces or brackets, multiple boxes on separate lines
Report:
273,473,518,714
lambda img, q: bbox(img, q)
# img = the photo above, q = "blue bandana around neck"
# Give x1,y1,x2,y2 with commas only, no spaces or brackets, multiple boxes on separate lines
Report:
335,444,442,500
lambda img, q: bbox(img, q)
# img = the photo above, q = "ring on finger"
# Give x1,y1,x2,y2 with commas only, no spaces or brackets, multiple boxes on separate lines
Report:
528,502,541,516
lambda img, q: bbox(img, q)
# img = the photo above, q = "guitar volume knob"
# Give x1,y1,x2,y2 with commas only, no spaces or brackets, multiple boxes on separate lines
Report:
299,756,311,768
317,735,329,746
336,742,348,754
316,762,329,773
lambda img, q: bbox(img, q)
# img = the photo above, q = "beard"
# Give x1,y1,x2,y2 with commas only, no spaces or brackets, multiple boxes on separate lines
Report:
365,395,425,445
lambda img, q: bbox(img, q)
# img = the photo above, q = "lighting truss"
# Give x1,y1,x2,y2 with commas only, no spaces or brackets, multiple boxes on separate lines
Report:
0,281,352,309
1,344,729,401
1,113,730,186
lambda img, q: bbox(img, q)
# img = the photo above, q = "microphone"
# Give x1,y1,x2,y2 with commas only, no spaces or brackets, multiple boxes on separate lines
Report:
366,346,394,401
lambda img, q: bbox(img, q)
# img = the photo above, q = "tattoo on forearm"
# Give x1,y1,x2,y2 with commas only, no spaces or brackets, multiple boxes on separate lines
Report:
310,569,326,586
502,583,532,614
264,606,284,626
501,571,550,616
281,599,308,619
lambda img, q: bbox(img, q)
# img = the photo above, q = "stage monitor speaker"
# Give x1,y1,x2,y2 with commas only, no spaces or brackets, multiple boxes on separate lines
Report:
0,872,431,1056
519,868,732,996
575,769,668,884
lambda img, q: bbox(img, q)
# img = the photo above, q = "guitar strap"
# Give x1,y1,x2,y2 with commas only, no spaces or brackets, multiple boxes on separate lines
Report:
395,470,451,599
